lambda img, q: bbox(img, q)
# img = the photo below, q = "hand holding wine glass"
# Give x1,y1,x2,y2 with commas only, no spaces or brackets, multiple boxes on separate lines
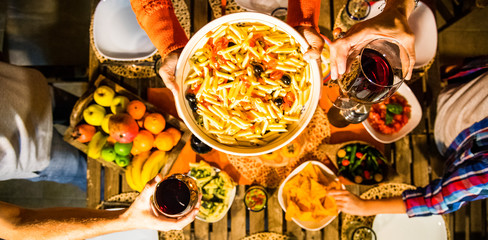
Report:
326,37,410,124
329,0,416,81
122,174,200,232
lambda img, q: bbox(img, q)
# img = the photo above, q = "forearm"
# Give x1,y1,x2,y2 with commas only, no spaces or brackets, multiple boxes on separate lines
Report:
362,196,406,215
287,0,321,32
1,204,135,240
130,0,188,60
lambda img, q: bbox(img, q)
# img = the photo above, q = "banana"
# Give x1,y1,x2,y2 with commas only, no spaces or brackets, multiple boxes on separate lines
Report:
140,150,167,191
87,131,108,159
125,165,138,191
130,151,152,191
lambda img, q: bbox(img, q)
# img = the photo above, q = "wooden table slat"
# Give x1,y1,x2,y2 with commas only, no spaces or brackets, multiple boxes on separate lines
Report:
286,221,305,239
470,200,483,237
394,136,412,184
249,210,266,234
230,185,247,240
120,172,133,193
411,135,431,187
87,158,102,208
267,190,283,233
322,218,340,240
103,167,120,200
194,220,209,240
210,215,228,240
183,224,192,240
305,230,322,240
191,0,210,34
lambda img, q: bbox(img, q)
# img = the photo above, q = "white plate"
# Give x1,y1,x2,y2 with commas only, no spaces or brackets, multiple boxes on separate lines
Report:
196,185,236,223
277,161,345,231
364,1,437,68
190,167,236,223
372,214,447,240
362,83,422,143
174,12,321,156
93,0,157,61
235,0,288,15
86,208,159,240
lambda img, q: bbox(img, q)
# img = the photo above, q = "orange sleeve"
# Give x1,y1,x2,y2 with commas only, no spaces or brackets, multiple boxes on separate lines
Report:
286,0,321,32
130,0,188,60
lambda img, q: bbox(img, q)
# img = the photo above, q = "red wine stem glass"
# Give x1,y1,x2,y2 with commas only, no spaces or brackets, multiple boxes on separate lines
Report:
329,38,410,124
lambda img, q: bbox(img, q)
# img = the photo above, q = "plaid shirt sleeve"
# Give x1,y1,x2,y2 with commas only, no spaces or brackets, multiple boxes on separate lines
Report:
402,117,488,217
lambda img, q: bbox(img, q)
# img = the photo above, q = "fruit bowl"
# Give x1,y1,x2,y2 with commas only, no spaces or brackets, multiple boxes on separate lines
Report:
174,12,321,156
64,75,191,174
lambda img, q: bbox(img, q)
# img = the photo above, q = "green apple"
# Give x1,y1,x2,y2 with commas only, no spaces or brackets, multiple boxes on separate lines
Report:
93,86,115,107
114,142,132,156
115,155,130,167
101,146,117,162
110,96,130,114
83,104,106,126
101,113,113,134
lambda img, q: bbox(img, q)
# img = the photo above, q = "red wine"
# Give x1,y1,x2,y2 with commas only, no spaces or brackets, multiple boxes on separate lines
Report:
341,48,394,103
155,178,191,215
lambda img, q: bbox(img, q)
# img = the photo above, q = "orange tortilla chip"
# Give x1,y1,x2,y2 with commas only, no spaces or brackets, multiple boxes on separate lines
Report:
310,178,327,200
312,198,327,217
302,163,318,181
322,195,337,211
297,211,315,222
285,199,301,221
296,188,312,211
283,163,341,223
315,165,331,185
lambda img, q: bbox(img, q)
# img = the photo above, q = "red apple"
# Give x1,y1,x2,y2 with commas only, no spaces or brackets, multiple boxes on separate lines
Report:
108,113,139,143
72,123,96,143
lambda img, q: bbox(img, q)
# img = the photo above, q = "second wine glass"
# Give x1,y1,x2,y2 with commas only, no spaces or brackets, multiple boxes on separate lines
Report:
327,37,410,124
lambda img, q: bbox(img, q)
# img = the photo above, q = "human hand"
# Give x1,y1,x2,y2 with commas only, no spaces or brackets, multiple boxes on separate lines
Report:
121,174,200,231
296,26,324,61
157,50,181,97
329,4,416,80
329,189,372,216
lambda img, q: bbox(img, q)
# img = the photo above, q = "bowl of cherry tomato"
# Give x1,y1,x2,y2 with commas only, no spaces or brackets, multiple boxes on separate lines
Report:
336,143,388,185
363,84,422,144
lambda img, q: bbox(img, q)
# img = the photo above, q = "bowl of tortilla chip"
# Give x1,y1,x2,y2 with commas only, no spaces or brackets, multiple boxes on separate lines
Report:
278,161,344,231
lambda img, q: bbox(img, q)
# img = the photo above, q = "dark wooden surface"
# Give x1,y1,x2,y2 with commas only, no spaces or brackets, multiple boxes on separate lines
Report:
84,0,486,239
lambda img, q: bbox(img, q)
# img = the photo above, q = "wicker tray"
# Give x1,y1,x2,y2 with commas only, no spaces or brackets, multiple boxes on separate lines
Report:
63,75,192,173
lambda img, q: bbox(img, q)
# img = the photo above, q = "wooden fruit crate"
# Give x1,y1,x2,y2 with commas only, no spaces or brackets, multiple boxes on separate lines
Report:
64,75,192,174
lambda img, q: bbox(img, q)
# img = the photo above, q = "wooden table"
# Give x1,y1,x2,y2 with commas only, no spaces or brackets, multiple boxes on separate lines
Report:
84,0,485,239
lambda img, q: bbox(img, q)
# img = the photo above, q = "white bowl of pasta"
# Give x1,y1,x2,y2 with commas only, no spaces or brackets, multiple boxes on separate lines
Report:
174,12,321,156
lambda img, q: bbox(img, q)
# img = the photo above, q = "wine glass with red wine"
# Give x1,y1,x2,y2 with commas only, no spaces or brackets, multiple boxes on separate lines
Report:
326,38,410,125
152,173,200,218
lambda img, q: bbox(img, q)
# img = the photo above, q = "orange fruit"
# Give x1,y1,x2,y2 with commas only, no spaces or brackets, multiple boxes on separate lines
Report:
132,130,155,153
137,112,149,128
131,146,142,155
106,135,117,145
144,113,166,135
127,100,146,120
165,127,181,146
154,132,174,151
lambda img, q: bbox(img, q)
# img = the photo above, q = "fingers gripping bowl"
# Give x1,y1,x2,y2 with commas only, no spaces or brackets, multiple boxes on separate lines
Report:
175,12,321,156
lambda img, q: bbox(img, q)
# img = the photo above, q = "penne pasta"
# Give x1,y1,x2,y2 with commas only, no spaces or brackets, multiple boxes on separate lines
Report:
183,22,313,146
